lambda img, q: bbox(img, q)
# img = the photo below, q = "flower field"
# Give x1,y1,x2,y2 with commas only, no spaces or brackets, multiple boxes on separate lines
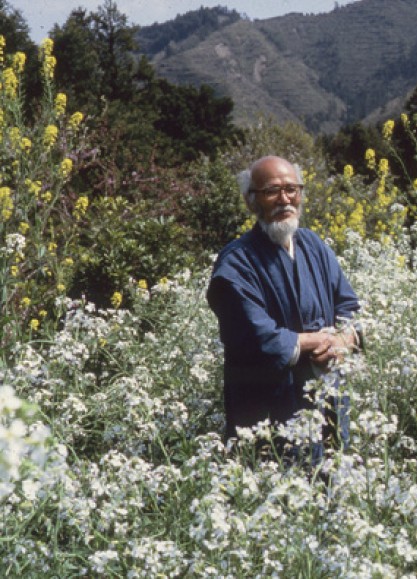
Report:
1,231,417,577
1,36,417,578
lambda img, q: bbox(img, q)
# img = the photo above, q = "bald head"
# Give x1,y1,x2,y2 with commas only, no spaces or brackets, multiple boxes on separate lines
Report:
250,156,301,193
238,156,303,213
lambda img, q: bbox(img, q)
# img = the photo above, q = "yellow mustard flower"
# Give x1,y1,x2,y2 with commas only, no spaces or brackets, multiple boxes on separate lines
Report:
397,255,406,268
54,93,67,116
382,119,395,140
343,164,354,179
39,38,56,79
3,68,18,98
365,149,376,169
43,125,58,148
401,113,409,127
25,179,42,199
20,137,32,151
10,265,18,277
12,52,26,74
57,284,66,293
63,257,74,266
73,195,89,219
68,112,84,131
0,186,13,220
42,190,52,203
40,38,54,57
0,35,5,65
19,221,30,235
379,158,389,175
21,296,31,308
59,158,73,179
111,291,123,309
48,241,57,254
137,279,148,290
29,319,40,331
39,309,48,318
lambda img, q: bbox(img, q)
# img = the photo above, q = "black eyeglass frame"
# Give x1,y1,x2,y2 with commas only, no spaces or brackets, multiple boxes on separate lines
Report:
249,184,304,200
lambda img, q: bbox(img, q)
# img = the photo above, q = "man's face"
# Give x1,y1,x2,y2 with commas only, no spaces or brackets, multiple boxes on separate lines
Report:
251,159,303,224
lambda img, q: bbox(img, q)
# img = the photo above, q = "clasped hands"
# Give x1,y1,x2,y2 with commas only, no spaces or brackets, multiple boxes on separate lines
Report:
299,327,356,369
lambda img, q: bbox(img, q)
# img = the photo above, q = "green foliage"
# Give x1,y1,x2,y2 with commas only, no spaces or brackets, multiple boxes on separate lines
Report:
179,156,248,251
0,36,90,352
0,0,42,115
69,196,193,306
52,0,140,112
319,122,387,176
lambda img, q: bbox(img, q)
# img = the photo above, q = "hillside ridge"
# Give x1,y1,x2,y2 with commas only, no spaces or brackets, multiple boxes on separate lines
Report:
135,0,417,133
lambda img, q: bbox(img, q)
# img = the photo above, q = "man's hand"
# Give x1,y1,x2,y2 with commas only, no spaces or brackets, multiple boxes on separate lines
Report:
299,329,356,368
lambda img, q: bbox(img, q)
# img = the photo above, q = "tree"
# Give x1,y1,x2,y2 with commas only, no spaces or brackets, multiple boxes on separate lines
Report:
0,0,42,115
52,0,142,112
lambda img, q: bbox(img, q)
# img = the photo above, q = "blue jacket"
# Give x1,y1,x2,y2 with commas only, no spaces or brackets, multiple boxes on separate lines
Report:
207,223,360,439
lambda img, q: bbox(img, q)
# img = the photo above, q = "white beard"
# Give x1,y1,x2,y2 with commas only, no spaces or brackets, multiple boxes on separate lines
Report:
259,205,300,246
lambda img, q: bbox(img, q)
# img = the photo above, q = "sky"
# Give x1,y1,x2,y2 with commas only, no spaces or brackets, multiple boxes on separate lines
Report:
10,0,359,44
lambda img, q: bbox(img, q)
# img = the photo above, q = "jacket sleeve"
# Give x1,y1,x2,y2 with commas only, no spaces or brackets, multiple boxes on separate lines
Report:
207,270,298,370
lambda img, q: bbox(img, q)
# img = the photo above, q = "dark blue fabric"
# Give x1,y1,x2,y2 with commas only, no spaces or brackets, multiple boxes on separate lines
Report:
207,223,360,440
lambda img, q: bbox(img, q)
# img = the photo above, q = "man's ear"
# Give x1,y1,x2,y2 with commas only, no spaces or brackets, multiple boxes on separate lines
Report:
245,192,257,214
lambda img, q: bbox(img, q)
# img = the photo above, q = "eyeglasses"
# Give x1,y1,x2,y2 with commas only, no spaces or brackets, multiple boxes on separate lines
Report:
251,184,303,200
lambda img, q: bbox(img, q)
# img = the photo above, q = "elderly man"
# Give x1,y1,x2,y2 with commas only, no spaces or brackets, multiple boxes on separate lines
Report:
207,155,361,454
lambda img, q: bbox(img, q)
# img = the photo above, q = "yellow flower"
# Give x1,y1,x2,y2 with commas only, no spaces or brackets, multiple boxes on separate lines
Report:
42,190,52,203
39,38,57,79
12,52,26,74
56,284,66,293
382,119,395,140
48,241,57,254
39,309,48,318
43,55,57,79
59,158,73,179
63,257,74,266
40,38,54,57
0,186,13,221
379,158,389,175
21,296,31,308
43,125,58,148
73,195,89,219
0,35,5,65
401,113,409,127
3,68,18,97
19,221,30,235
10,265,18,277
111,291,123,308
20,137,32,151
54,93,67,116
25,179,42,199
29,319,40,332
397,255,406,268
343,164,354,179
137,279,148,290
68,112,84,131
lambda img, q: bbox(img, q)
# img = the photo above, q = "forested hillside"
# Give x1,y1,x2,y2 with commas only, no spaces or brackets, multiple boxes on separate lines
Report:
137,0,417,133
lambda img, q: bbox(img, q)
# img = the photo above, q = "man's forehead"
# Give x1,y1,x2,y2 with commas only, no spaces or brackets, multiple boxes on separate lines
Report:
252,158,297,182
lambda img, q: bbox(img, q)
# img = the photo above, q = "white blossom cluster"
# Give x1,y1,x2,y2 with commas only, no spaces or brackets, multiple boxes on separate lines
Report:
1,236,417,576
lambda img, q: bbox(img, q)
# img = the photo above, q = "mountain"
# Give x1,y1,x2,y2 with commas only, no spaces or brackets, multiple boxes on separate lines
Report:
135,0,417,134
